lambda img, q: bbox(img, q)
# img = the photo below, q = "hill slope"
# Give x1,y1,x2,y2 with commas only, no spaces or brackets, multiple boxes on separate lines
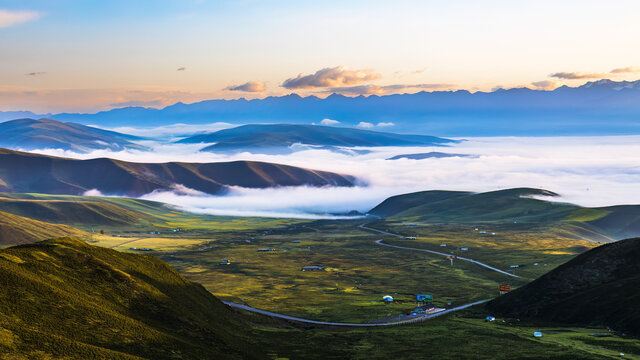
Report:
487,237,640,335
0,195,153,227
0,237,263,359
0,148,355,196
0,118,146,153
368,188,640,240
0,211,86,246
177,124,457,154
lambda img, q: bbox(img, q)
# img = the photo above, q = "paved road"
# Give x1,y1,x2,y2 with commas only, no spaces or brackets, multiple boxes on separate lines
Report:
360,224,520,278
223,299,490,327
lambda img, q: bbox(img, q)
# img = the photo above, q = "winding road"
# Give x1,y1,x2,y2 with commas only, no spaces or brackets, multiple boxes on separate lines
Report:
360,224,520,278
223,299,490,327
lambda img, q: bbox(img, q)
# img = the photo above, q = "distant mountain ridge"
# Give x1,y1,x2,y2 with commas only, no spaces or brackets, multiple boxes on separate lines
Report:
177,124,456,154
4,79,639,136
0,118,146,153
0,148,356,197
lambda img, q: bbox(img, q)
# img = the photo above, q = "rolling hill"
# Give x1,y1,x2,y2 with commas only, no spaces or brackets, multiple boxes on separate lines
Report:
0,118,146,153
0,237,263,359
368,188,640,240
0,148,356,196
487,237,640,336
0,211,86,246
0,194,153,227
177,124,457,154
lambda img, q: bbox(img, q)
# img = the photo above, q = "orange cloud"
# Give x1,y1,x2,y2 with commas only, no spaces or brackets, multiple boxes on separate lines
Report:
282,66,380,89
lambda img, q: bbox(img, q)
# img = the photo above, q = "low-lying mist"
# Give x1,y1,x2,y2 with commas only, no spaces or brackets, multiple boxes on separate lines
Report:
31,135,640,219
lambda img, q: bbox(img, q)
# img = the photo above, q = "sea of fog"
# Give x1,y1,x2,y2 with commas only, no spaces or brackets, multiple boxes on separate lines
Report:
30,136,640,219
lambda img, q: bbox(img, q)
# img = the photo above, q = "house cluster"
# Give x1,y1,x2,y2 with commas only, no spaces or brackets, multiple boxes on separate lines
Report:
129,247,153,251
300,266,324,271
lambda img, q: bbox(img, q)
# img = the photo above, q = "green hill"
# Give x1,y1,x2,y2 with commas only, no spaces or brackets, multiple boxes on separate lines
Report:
368,188,640,240
0,237,263,359
0,148,356,196
487,237,640,336
0,118,146,153
0,211,86,246
0,195,153,227
177,124,457,154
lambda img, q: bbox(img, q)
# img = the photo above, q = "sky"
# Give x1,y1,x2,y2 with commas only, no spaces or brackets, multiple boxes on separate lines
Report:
30,136,640,218
1,0,640,112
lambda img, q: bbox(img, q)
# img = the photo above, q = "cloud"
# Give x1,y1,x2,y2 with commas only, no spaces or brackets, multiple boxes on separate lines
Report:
92,122,233,139
225,81,266,92
177,67,186,71
325,83,455,96
31,135,640,218
376,122,395,127
549,72,608,80
610,66,640,74
82,189,104,196
412,67,427,74
356,121,393,128
282,66,380,89
530,80,560,90
320,118,340,125
109,99,165,107
26,72,46,76
0,9,42,28
356,121,374,128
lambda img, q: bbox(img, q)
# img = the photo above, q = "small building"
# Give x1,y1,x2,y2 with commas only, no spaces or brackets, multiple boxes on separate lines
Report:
382,295,394,303
460,247,469,251
485,316,496,322
509,265,520,268
129,247,136,250
478,231,487,234
257,248,276,252
220,259,231,265
405,236,417,240
291,240,301,243
301,266,325,271
533,332,542,337
440,243,447,247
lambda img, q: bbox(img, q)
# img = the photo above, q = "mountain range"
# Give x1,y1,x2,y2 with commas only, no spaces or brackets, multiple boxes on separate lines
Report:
0,118,146,153
4,79,640,136
0,148,356,197
177,124,456,154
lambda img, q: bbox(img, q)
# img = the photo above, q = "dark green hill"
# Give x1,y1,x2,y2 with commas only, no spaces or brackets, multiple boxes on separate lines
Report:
0,148,355,196
0,118,146,153
0,237,263,359
177,124,457,154
368,188,640,240
0,211,86,246
487,237,640,335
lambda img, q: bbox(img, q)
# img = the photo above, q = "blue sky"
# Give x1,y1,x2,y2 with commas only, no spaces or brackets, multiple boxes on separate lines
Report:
1,0,640,112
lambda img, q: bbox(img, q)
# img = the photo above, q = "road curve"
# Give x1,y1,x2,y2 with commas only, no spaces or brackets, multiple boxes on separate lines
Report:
360,224,520,278
223,299,490,327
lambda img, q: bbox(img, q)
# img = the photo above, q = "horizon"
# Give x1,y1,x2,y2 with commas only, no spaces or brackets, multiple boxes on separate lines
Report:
2,0,640,113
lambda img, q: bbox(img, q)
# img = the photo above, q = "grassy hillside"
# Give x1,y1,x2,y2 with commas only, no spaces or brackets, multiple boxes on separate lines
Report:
0,195,153,227
177,124,456,152
0,237,264,359
368,188,640,240
0,118,146,153
487,237,640,335
0,211,85,246
0,148,355,196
